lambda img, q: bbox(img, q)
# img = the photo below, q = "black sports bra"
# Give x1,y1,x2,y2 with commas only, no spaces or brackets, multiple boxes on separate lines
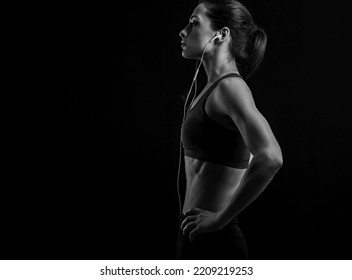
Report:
181,73,250,169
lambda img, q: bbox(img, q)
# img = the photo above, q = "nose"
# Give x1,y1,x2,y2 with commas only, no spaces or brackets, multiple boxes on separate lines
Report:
179,28,187,39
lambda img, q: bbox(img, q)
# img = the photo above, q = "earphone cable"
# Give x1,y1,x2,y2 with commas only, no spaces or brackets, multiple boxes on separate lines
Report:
176,42,210,216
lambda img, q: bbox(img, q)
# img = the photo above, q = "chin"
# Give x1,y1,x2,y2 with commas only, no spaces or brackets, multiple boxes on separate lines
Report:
181,50,200,60
181,52,192,59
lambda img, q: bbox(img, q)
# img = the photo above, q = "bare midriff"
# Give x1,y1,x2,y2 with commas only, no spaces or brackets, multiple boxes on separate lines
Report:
182,155,250,215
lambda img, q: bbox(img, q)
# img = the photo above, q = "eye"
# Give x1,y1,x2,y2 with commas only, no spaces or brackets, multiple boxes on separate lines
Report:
189,20,198,26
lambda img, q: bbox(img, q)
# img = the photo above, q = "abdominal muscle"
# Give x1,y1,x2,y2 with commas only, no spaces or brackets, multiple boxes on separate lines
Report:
182,155,251,215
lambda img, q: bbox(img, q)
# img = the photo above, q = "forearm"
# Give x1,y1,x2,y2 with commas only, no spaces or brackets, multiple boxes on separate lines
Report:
217,153,282,227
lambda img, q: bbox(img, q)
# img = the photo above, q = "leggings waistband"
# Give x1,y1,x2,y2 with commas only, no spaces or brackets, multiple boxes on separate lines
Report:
180,213,239,225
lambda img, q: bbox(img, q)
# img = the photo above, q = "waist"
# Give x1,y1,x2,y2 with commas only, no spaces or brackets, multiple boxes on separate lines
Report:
183,156,246,214
184,156,246,185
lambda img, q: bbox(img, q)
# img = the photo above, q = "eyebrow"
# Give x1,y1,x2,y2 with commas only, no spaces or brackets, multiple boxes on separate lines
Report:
189,15,200,21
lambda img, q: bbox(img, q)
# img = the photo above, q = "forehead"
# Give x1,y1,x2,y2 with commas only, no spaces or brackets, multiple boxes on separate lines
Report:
191,3,208,20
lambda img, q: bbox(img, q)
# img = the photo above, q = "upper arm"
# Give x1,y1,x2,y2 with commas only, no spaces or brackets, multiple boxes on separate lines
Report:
215,78,282,163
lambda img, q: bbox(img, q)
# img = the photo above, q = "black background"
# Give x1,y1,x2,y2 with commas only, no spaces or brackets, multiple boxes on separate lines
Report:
3,0,351,259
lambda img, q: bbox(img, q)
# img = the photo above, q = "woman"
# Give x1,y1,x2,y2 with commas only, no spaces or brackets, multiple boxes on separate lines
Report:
176,0,283,259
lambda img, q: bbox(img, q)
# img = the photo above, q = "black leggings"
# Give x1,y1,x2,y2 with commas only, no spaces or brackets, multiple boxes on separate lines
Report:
176,214,249,260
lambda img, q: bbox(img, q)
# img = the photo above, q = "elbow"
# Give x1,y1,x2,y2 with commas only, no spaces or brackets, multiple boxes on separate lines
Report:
261,148,283,173
271,153,283,171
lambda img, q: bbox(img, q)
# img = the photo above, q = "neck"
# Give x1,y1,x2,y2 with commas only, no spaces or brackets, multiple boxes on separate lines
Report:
202,47,239,83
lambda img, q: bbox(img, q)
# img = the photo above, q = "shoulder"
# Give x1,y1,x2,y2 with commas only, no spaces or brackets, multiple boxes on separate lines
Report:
218,76,253,104
213,76,257,118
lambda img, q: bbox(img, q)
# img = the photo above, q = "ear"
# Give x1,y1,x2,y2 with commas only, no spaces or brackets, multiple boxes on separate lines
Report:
219,27,230,41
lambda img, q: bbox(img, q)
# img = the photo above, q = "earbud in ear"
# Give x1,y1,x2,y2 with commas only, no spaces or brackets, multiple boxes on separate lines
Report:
210,34,222,42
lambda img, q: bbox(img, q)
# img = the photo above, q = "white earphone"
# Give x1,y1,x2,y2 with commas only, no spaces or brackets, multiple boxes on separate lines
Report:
210,34,222,42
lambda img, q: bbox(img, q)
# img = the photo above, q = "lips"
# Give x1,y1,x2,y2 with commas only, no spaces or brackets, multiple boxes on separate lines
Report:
181,42,187,48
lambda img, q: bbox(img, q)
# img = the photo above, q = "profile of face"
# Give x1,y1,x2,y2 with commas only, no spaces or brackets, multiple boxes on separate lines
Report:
179,3,217,59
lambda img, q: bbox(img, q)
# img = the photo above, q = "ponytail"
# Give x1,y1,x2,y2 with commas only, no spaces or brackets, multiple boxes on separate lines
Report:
241,27,267,79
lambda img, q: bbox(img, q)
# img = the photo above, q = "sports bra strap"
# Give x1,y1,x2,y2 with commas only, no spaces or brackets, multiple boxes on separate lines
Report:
206,73,243,94
186,73,243,114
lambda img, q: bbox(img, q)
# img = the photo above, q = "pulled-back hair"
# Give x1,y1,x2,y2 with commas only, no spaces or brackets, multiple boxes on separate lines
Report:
198,0,267,79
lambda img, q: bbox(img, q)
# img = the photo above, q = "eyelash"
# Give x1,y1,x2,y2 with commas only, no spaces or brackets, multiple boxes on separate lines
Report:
190,21,198,26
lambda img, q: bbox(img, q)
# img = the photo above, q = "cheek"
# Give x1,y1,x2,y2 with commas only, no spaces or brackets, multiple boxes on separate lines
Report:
190,30,202,41
188,32,204,49
190,29,210,47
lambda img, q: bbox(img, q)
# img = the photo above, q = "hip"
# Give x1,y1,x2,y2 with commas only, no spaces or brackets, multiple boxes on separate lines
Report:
176,215,248,259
